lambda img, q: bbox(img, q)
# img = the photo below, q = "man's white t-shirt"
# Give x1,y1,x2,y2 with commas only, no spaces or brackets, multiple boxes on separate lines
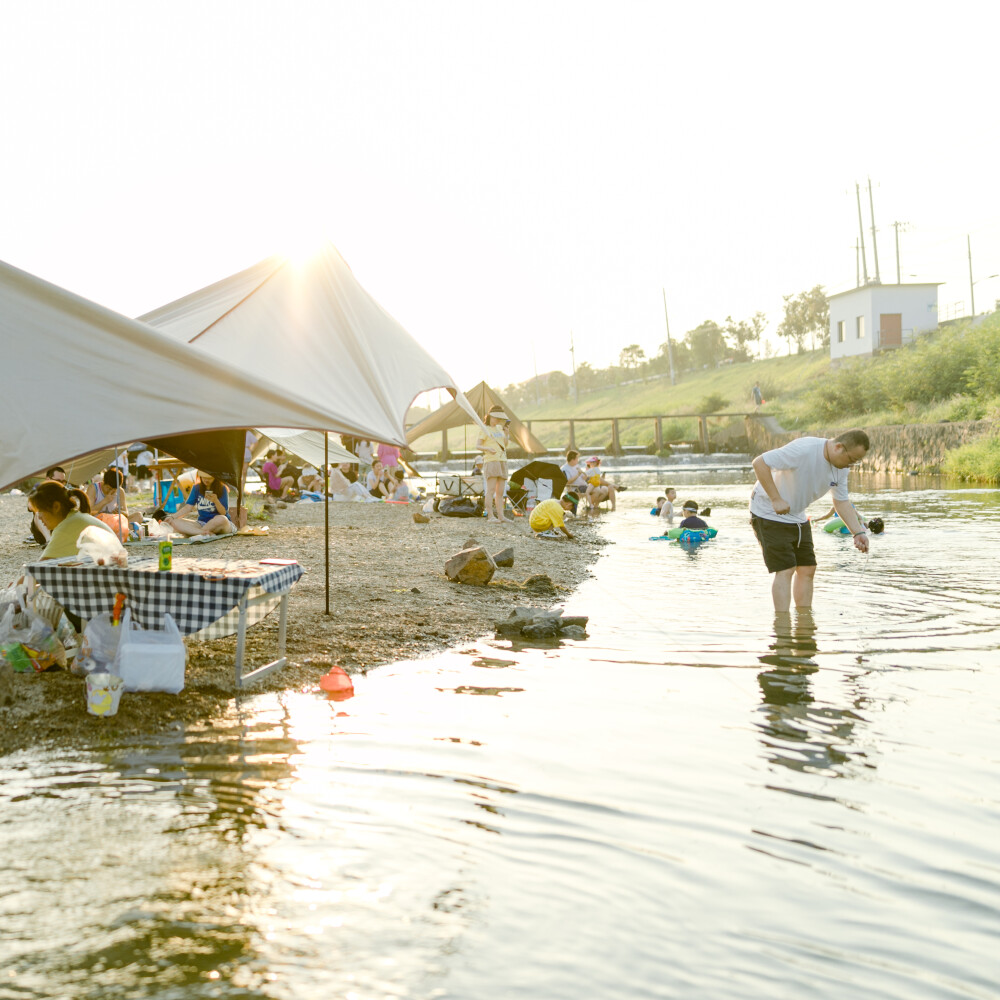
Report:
561,462,587,491
658,499,675,523
750,436,849,524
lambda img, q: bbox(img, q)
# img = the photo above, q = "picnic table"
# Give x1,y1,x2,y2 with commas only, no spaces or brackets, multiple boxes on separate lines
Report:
26,556,304,687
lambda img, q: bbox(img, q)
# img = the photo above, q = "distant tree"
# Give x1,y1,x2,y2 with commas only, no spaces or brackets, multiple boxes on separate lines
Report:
685,320,728,369
575,361,599,394
547,370,571,400
777,285,829,352
619,344,646,372
724,311,767,361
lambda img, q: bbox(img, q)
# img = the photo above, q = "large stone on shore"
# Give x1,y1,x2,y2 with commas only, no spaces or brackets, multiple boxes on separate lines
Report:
445,546,497,586
494,606,591,638
492,547,514,568
523,573,556,596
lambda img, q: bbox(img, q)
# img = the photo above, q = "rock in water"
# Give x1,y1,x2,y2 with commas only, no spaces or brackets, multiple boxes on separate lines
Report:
521,620,559,639
445,546,497,586
492,547,514,568
558,625,587,639
413,511,430,523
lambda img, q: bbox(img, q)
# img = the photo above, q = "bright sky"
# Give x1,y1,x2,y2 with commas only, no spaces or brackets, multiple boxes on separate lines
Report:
3,2,999,391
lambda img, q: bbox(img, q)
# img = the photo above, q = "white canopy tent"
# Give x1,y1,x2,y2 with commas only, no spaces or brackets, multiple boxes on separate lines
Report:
139,243,482,447
255,429,356,468
0,258,380,491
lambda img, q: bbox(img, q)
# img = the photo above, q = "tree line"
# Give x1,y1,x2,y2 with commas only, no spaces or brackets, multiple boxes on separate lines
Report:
502,285,829,407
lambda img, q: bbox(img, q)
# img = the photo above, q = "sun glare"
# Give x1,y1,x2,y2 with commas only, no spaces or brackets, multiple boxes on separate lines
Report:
281,231,329,269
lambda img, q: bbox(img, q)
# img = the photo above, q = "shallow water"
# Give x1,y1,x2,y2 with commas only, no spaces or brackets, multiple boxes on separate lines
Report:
2,473,1000,999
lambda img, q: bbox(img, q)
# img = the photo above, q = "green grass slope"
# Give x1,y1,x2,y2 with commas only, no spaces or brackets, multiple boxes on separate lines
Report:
408,351,829,454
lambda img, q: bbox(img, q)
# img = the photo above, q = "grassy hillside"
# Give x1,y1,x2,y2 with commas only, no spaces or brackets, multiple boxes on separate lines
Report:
408,318,1000,479
408,350,829,453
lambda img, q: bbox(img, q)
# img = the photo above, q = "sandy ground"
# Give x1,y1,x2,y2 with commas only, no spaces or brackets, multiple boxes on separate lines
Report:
0,493,608,755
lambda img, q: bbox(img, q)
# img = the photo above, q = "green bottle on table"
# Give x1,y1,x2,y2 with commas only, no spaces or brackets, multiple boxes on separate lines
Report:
158,538,173,572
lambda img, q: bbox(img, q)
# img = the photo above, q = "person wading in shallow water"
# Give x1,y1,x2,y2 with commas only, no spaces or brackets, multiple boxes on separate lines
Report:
749,429,870,613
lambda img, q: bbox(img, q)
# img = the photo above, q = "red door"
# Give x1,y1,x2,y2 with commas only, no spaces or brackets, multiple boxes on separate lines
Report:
880,313,902,347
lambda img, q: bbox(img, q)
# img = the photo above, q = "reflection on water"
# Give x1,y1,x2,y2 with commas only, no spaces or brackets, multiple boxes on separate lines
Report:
2,475,1000,999
756,611,869,779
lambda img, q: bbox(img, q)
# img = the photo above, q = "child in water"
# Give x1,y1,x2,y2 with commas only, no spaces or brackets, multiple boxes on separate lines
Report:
679,501,709,530
815,505,885,534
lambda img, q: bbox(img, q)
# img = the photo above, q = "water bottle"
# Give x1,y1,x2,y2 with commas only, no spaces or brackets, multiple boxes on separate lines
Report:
158,538,173,572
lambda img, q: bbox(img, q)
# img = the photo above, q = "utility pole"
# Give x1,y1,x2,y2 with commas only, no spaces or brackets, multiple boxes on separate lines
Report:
661,287,677,385
855,239,860,287
855,183,869,285
968,235,976,318
569,330,579,404
892,221,909,284
867,176,881,284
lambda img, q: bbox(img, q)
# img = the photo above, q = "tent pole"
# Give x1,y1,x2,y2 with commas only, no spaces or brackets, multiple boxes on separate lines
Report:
324,432,330,616
113,445,126,541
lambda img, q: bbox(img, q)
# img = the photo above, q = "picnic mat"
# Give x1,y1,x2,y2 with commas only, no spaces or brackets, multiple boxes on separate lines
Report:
125,526,270,546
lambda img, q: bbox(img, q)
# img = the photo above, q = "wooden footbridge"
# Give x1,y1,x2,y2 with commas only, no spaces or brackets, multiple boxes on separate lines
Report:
418,412,763,461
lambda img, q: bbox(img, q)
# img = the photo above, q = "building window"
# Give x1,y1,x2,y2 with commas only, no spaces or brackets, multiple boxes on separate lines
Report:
837,320,846,343
856,315,865,339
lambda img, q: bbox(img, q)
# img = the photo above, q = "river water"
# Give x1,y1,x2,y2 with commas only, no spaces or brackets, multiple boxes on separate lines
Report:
2,468,999,999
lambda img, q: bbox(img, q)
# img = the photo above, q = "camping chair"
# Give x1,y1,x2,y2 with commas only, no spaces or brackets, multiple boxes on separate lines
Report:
435,473,484,500
508,461,567,516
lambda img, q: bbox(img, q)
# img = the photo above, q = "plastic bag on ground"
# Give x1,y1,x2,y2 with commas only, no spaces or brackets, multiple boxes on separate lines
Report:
0,603,67,672
79,612,124,672
77,526,128,566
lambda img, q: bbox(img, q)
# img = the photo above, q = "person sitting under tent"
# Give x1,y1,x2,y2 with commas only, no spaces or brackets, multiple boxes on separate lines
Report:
29,466,69,544
28,481,117,560
86,468,130,542
107,450,133,491
261,450,295,498
164,472,236,536
299,463,323,492
329,463,375,501
392,469,411,501
366,460,393,499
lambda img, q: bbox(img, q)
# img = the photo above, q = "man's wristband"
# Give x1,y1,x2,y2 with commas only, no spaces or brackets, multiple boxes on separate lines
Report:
853,531,867,537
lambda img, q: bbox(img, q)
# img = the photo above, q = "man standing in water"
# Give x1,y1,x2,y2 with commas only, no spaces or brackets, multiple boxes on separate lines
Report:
750,430,870,612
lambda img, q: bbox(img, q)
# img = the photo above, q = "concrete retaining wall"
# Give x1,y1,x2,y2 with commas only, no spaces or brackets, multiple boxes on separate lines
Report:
745,416,997,473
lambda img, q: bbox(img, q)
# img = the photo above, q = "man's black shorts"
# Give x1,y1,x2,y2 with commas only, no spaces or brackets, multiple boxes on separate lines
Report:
751,515,816,573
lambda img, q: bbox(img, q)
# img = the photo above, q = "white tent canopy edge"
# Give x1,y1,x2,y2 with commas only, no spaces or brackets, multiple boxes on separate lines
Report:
0,257,388,491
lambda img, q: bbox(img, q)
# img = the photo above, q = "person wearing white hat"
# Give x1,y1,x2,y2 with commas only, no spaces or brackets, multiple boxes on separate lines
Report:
477,405,511,523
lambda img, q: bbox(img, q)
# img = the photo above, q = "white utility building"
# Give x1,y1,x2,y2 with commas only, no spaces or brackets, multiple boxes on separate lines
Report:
828,283,940,361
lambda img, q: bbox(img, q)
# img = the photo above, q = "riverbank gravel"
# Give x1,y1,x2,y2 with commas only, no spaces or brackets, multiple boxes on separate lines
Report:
0,493,608,755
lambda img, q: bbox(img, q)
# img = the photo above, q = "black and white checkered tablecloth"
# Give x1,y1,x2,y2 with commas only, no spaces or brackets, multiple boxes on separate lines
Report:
26,557,304,636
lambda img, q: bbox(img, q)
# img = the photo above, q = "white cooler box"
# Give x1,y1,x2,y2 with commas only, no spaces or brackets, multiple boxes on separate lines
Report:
114,609,186,694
